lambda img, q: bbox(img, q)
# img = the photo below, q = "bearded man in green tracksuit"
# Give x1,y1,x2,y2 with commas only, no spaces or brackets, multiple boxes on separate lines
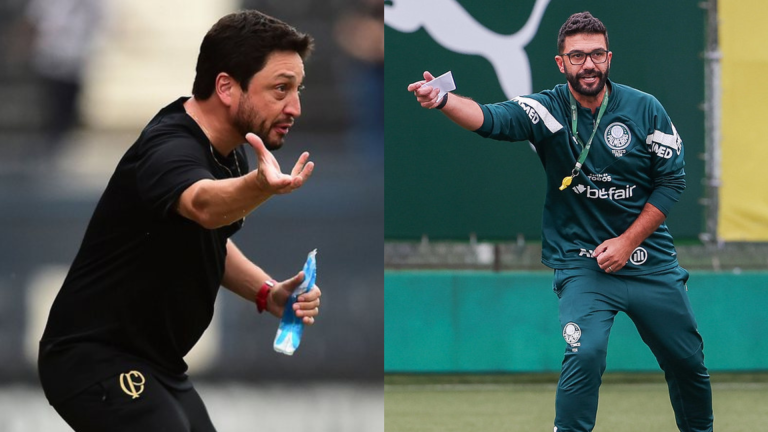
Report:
407,11,713,432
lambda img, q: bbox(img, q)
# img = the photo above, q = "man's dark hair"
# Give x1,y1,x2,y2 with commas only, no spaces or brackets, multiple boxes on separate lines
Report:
557,11,608,54
192,10,314,99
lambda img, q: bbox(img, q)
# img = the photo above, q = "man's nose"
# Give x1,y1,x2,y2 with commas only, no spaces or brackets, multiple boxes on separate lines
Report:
285,94,301,118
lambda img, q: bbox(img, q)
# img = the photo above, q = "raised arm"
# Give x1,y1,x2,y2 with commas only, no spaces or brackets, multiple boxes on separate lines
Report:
407,71,484,131
177,133,314,229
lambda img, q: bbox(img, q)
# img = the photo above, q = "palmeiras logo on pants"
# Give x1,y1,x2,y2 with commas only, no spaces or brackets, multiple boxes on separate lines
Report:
563,322,581,345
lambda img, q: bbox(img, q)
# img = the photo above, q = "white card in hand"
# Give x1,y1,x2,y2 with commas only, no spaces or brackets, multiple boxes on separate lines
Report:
424,71,456,101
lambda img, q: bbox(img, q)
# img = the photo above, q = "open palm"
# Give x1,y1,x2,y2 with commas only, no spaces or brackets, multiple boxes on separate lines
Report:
245,132,314,194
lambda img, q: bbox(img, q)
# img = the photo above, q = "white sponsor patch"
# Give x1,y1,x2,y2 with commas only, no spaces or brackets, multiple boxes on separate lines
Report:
572,184,637,200
587,173,612,182
630,247,648,265
650,142,676,159
512,97,564,134
645,123,682,157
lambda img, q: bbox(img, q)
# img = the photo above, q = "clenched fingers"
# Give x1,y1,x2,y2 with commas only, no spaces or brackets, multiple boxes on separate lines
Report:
407,75,442,109
293,286,321,325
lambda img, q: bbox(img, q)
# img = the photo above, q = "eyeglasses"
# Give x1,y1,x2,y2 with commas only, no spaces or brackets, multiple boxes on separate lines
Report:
560,50,609,65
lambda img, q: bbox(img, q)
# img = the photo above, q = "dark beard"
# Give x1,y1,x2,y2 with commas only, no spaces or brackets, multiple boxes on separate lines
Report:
566,65,610,97
237,117,283,151
234,97,284,151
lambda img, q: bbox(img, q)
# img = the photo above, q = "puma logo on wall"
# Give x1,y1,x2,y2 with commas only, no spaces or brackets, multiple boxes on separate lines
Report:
385,0,552,99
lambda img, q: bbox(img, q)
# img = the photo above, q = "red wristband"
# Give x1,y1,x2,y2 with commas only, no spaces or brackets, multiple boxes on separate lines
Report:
256,280,276,313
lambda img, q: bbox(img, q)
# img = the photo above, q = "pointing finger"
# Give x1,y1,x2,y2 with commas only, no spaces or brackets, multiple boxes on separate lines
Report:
407,81,425,92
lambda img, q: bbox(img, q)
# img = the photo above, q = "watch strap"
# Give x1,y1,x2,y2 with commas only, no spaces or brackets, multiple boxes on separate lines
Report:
256,280,276,313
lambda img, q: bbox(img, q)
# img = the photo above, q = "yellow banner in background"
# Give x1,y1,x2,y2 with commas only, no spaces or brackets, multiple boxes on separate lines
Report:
718,0,768,241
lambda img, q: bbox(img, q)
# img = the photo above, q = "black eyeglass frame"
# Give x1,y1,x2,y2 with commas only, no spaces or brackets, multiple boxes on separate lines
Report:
559,49,610,66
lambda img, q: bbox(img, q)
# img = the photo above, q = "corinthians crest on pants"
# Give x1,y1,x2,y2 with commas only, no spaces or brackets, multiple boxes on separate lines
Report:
604,122,631,157
119,370,146,399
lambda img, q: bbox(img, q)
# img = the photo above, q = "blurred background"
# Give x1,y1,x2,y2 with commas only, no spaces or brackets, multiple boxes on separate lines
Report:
0,0,383,430
384,0,768,430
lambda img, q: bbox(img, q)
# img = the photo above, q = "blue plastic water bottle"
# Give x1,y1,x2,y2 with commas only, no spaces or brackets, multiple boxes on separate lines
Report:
273,249,317,355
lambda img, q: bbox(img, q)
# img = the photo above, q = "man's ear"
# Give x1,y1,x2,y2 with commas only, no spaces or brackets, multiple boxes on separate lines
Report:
214,72,238,107
555,55,565,74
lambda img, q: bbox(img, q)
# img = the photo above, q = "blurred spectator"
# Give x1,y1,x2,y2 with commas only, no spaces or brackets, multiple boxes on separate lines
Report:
334,0,384,168
18,0,107,152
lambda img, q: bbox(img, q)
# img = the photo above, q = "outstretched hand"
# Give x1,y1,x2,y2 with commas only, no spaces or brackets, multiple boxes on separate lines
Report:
407,71,443,109
266,271,322,325
246,132,314,195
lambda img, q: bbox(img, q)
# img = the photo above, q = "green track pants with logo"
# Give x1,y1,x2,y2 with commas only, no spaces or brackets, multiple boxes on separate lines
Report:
552,266,713,432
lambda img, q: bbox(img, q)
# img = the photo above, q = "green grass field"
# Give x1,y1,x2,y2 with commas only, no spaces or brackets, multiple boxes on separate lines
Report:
385,374,768,431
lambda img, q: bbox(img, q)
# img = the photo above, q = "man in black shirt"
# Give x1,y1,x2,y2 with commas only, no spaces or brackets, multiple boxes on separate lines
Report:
38,10,321,431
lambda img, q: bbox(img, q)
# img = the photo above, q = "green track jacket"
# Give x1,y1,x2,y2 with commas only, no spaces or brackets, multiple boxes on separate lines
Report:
475,80,684,274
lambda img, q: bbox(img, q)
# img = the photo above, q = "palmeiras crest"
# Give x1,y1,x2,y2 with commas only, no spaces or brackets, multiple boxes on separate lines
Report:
604,122,631,157
563,322,582,345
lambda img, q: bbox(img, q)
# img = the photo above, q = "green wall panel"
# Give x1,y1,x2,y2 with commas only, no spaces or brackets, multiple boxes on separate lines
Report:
385,0,705,240
384,271,768,372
